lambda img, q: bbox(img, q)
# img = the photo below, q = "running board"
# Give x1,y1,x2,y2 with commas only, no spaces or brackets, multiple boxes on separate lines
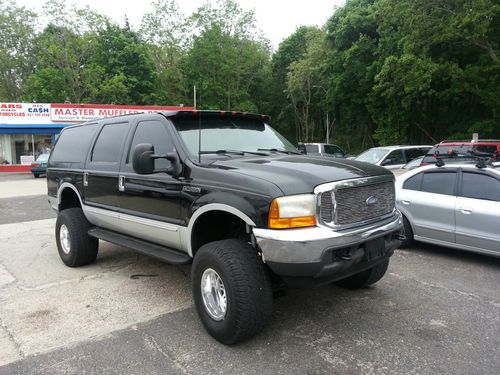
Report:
88,228,191,265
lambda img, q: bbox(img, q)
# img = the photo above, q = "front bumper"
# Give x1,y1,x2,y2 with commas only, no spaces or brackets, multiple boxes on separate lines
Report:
253,212,403,286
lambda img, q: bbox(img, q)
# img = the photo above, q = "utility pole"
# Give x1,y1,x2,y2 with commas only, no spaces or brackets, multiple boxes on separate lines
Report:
193,85,197,108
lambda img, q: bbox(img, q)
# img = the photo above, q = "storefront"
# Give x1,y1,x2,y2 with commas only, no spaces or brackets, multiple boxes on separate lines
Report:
0,103,190,169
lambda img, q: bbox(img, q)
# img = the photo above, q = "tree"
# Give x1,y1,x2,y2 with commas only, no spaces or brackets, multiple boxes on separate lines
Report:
0,0,37,101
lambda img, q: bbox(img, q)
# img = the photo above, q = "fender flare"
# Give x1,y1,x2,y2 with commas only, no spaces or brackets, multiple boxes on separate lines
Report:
184,203,256,257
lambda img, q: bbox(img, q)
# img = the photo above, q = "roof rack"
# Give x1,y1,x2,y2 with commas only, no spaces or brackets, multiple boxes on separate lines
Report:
433,150,498,169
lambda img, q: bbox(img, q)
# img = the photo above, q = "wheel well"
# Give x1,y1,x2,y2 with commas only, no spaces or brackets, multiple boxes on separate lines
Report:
191,210,249,256
59,188,81,211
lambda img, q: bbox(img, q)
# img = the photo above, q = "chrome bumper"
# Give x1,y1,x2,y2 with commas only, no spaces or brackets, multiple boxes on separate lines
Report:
253,211,403,265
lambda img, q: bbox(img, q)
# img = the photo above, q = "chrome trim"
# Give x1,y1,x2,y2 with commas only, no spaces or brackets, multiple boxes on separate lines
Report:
83,172,89,187
118,176,125,192
119,212,178,232
254,211,402,264
314,175,396,231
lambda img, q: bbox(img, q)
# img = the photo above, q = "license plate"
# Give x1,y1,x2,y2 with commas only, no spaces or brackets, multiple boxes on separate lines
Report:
365,237,385,261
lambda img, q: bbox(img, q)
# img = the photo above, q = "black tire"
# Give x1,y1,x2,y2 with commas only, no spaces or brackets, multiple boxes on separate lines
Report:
335,258,389,290
192,239,273,345
400,216,414,249
55,208,98,267
33,174,40,178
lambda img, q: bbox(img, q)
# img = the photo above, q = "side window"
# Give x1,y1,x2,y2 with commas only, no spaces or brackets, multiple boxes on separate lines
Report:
51,125,98,163
405,148,428,162
324,145,344,156
462,172,500,202
384,150,405,165
305,144,319,154
92,122,129,163
402,173,423,191
421,172,456,196
129,120,174,169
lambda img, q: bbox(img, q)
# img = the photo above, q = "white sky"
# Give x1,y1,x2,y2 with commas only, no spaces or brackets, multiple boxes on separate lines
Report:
15,0,346,49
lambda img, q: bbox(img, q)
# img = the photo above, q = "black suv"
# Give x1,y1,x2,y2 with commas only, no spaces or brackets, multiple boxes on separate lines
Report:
47,111,403,344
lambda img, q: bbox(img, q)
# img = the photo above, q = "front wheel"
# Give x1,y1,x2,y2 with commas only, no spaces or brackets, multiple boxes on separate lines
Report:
335,258,389,290
55,208,99,267
192,239,273,345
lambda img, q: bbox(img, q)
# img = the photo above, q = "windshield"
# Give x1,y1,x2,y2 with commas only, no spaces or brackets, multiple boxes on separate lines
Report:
172,117,297,156
355,148,389,164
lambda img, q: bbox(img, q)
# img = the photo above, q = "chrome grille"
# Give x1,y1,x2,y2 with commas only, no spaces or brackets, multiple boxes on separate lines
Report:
319,181,395,226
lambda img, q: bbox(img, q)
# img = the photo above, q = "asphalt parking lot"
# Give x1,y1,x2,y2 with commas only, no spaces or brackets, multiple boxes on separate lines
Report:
0,174,499,374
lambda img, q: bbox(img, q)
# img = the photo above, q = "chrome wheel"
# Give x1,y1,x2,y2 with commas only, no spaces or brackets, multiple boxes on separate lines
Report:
201,268,227,321
59,224,71,254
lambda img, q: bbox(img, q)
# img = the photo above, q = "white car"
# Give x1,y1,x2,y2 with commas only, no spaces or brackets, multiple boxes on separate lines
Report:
395,161,500,257
355,145,432,170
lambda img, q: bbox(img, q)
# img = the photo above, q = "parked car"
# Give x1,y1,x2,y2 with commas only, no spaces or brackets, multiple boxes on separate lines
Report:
396,160,500,257
47,110,403,345
420,140,500,165
355,145,432,170
31,153,50,178
392,156,425,177
298,142,347,158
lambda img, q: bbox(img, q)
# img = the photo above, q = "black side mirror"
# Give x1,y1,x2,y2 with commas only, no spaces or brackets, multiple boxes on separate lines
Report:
132,143,182,177
381,158,393,166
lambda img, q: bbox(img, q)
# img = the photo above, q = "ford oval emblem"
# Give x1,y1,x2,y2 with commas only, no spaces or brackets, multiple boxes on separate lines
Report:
366,196,378,206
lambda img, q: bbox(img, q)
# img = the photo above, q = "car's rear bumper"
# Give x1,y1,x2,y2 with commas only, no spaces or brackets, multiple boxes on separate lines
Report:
253,212,403,286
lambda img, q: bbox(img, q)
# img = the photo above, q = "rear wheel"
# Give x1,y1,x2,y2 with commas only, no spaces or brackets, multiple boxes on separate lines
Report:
192,239,273,345
335,258,389,290
400,216,414,249
56,208,98,267
33,173,40,178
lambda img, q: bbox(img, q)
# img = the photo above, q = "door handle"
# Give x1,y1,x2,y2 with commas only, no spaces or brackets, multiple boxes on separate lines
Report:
459,207,472,214
83,172,88,187
401,200,411,205
118,176,125,192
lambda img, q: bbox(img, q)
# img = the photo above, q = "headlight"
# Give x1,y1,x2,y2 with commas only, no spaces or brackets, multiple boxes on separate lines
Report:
268,194,317,229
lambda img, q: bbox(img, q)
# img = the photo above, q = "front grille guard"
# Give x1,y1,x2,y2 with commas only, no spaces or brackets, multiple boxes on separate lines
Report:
314,175,396,231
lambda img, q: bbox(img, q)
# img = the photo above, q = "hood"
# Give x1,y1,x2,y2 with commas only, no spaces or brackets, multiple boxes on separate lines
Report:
212,155,393,195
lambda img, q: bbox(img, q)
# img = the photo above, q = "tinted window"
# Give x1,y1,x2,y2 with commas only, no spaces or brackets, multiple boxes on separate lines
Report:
51,125,97,163
462,172,500,202
305,144,320,154
422,145,472,163
403,173,423,190
129,121,173,169
324,145,344,156
383,150,405,165
473,145,497,154
405,148,430,161
92,122,129,163
421,172,456,195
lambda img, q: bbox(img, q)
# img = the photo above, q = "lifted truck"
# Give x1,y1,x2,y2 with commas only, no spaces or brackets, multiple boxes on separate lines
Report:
47,110,403,344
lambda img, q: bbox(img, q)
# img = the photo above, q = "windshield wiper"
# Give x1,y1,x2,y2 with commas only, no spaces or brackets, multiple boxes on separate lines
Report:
199,149,269,156
257,148,301,155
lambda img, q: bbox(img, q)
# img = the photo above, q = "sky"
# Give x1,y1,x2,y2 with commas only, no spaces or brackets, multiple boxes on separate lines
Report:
16,0,346,49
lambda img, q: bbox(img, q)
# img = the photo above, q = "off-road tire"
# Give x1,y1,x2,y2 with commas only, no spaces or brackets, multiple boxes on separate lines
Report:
399,216,414,249
335,258,389,290
192,239,273,345
55,208,98,267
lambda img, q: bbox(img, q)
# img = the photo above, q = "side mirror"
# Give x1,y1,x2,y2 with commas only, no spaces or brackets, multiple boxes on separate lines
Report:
132,143,182,177
381,158,392,166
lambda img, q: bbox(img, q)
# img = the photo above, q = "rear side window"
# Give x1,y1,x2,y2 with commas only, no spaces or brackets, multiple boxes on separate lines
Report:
421,172,456,195
403,173,423,191
92,122,129,163
51,125,97,163
473,145,497,154
462,172,500,202
305,145,320,154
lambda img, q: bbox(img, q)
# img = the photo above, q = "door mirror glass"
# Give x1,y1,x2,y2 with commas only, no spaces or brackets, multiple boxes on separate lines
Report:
132,143,155,174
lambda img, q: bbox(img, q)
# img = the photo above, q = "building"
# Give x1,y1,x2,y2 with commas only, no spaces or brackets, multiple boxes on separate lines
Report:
0,103,189,168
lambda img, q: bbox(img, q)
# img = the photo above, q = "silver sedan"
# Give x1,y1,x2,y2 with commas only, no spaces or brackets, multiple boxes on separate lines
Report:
395,162,500,257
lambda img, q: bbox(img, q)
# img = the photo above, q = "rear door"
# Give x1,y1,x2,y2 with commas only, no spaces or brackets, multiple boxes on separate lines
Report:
117,116,182,249
455,170,500,253
399,170,458,243
84,120,130,230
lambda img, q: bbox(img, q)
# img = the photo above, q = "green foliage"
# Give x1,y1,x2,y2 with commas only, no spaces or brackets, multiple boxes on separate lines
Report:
1,0,498,149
